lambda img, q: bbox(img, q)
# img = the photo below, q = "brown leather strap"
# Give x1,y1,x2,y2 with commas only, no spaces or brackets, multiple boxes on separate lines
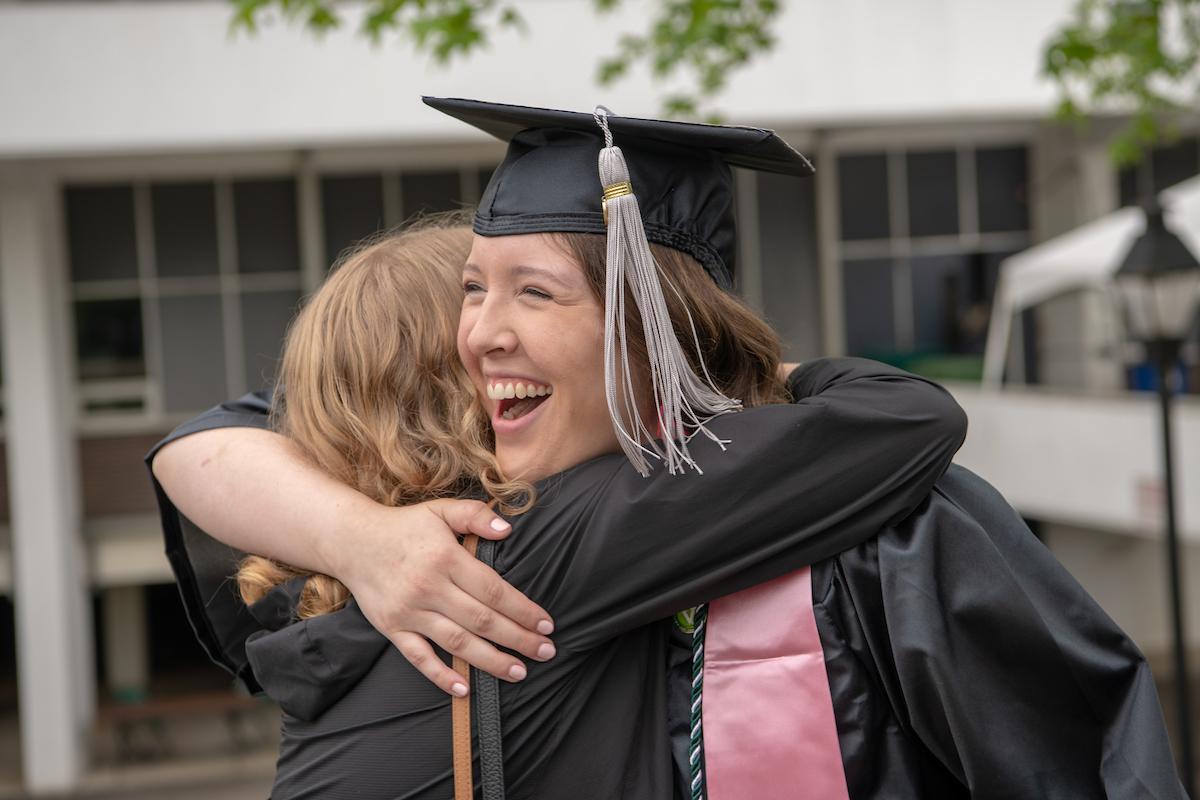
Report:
452,534,479,800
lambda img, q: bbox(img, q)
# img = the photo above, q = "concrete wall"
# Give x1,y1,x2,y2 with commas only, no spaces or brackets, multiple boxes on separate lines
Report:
0,0,1074,158
951,383,1200,541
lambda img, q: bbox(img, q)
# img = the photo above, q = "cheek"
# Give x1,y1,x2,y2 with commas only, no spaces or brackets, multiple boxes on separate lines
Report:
455,309,477,372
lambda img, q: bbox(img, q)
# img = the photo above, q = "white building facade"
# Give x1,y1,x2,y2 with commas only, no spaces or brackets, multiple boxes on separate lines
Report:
0,0,1197,793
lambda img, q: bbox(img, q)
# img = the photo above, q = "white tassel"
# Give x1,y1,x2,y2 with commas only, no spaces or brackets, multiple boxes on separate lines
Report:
593,107,741,476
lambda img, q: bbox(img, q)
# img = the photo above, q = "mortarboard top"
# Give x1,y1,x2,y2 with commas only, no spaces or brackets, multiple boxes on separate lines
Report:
423,96,814,289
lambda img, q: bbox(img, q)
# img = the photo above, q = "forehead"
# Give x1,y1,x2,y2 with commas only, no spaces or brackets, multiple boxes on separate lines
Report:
465,233,585,282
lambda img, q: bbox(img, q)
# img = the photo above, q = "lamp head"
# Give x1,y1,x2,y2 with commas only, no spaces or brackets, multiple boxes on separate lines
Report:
1114,198,1200,344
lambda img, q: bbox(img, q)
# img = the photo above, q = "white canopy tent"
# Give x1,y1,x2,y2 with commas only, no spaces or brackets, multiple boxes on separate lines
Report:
982,174,1200,387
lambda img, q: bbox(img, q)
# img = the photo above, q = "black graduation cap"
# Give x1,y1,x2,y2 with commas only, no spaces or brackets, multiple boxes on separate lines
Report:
423,96,814,290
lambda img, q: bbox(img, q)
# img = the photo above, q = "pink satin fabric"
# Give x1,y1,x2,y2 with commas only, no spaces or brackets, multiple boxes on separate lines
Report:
702,567,851,800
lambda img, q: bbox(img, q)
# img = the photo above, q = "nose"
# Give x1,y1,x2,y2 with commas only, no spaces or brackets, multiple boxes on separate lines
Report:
465,293,519,359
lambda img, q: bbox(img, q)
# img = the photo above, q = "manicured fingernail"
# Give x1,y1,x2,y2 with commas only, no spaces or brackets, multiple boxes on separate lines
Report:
451,682,469,697
508,664,527,681
536,619,554,635
537,643,556,660
490,518,511,532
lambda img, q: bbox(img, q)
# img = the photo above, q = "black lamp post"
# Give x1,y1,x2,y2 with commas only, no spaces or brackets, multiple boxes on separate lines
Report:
1114,197,1200,796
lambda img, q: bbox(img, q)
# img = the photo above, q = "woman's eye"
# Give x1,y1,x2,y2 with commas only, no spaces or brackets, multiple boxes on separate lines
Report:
522,287,552,300
463,281,484,294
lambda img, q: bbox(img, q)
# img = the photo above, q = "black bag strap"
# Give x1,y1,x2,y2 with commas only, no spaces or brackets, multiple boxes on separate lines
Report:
472,538,506,800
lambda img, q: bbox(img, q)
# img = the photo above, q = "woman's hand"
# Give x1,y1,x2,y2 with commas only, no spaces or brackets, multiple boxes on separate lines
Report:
335,498,557,697
153,426,554,697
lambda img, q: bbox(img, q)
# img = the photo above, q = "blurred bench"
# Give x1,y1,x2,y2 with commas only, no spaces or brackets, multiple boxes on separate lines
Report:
95,690,267,762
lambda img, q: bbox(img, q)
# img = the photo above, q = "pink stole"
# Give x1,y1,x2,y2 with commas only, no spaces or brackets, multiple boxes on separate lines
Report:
701,567,851,799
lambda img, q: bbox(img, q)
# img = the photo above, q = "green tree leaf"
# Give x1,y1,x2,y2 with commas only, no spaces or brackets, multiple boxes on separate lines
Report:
1042,0,1200,165
226,0,781,119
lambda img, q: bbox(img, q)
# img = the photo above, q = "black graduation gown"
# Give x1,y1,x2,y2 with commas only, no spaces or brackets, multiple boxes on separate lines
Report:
237,465,1187,800
146,358,964,799
808,464,1183,799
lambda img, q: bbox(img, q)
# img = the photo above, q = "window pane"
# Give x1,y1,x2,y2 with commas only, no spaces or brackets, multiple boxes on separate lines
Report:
837,153,890,241
842,258,895,356
234,178,300,274
910,251,1010,354
756,170,822,360
159,294,225,413
75,299,144,380
152,182,219,277
322,174,386,268
976,147,1029,233
1151,138,1199,193
910,254,969,352
65,185,138,282
241,290,301,392
978,249,1014,308
906,150,958,237
401,170,463,221
1118,164,1140,208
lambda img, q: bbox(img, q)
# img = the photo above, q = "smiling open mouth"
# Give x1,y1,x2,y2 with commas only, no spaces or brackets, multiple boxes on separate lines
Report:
488,380,553,422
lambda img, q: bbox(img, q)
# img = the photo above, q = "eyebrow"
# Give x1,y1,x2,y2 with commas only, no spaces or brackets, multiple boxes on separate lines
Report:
463,262,572,286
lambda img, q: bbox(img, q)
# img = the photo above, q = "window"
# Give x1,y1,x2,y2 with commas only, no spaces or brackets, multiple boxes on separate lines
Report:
66,185,138,282
235,179,301,274
842,258,896,356
401,170,465,219
151,183,218,278
835,144,1030,372
74,299,144,381
837,153,889,241
753,169,822,360
65,163,496,422
65,178,303,416
320,168,480,268
1117,136,1200,207
321,174,386,266
906,151,959,237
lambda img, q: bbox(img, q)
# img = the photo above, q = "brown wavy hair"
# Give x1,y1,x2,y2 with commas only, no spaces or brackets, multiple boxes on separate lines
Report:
553,233,788,410
237,216,530,619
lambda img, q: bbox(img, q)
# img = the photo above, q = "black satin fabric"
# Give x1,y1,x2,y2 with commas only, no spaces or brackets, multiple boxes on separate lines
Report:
473,126,738,288
812,465,1186,799
145,359,965,800
424,97,814,288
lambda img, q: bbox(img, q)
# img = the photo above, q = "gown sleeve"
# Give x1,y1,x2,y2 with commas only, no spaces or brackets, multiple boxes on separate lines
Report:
496,357,968,651
145,390,274,691
843,465,1185,799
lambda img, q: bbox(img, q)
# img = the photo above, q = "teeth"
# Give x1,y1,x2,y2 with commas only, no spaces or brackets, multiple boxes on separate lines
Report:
487,379,552,401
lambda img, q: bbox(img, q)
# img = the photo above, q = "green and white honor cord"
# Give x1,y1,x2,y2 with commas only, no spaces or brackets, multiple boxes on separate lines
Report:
688,604,709,800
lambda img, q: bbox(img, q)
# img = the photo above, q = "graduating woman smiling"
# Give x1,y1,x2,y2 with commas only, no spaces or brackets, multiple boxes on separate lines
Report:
149,99,1183,799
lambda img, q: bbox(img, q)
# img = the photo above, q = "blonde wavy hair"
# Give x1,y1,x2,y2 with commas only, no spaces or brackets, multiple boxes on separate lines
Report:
237,215,530,619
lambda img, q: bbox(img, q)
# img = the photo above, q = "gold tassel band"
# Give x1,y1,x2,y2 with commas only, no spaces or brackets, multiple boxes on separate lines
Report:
602,181,634,224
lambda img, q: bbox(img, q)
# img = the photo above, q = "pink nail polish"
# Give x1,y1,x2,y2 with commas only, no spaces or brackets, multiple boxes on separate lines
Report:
490,518,511,532
451,682,469,697
508,664,527,681
537,619,554,635
537,643,556,660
